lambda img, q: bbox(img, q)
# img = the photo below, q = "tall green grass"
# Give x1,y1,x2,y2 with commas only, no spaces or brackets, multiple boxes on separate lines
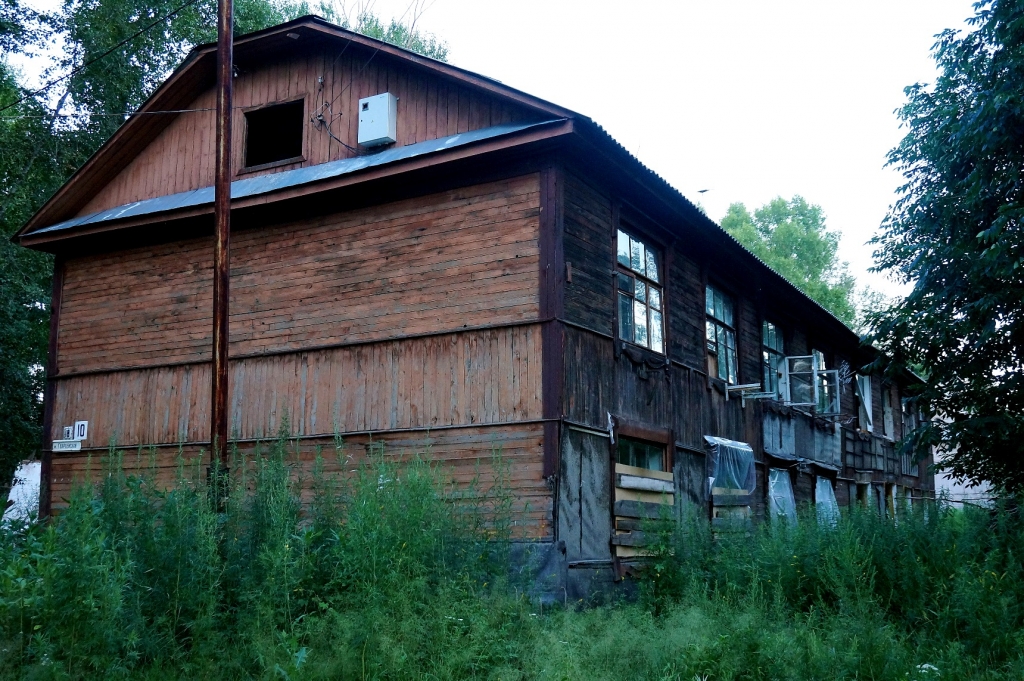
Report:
1,433,1022,679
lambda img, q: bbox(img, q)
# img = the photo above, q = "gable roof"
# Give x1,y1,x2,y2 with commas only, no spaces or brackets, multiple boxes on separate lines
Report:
15,14,867,350
15,15,574,237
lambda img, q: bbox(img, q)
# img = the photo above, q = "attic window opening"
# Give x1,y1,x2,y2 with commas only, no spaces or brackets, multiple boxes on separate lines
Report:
244,99,304,169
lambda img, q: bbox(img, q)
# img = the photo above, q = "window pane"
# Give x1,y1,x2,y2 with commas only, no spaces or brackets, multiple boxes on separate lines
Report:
617,272,633,292
617,230,630,267
722,295,734,327
726,346,738,384
645,247,659,282
618,293,633,341
634,279,646,303
714,290,725,322
629,238,643,272
651,309,664,353
706,320,717,354
725,328,736,351
649,287,661,310
634,300,649,347
706,286,715,316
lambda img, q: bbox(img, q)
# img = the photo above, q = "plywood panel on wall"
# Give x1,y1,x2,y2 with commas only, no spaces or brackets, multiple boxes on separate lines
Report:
51,324,543,447
78,46,535,217
57,175,541,374
47,422,552,539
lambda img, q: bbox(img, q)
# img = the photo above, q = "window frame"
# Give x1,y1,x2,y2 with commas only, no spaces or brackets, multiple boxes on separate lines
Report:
705,283,739,384
240,96,308,173
612,418,672,473
614,224,666,354
762,320,785,397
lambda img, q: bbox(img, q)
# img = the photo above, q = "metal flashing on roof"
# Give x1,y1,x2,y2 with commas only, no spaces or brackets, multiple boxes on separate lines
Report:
29,118,565,237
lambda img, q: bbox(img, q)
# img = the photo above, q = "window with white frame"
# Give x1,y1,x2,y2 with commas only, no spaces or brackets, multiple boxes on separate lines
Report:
616,228,665,353
706,285,738,384
762,321,785,396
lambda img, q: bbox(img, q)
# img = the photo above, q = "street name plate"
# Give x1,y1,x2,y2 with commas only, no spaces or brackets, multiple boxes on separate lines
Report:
52,440,81,452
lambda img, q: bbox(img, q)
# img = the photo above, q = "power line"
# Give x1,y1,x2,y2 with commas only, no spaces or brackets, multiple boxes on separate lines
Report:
0,0,204,115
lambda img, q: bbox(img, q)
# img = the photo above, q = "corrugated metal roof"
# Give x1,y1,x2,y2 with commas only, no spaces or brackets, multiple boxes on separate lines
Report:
32,118,564,236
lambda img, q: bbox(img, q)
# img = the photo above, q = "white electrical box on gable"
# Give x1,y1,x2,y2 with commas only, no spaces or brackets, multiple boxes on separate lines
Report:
779,355,840,415
357,92,397,147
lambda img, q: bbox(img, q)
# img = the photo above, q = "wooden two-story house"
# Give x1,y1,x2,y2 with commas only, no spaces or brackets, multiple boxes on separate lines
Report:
15,16,933,598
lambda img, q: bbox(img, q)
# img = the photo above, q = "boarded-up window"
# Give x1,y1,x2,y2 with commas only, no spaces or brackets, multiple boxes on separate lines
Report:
815,476,840,526
616,229,664,353
706,436,755,525
706,285,737,384
762,321,785,396
768,468,797,524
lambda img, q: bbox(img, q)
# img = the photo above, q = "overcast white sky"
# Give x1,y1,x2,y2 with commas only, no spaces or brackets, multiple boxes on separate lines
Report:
371,0,977,297
13,0,977,296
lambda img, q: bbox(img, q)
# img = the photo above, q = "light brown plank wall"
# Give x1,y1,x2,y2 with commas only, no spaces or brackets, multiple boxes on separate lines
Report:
51,324,543,446
77,47,535,217
58,175,541,374
47,424,552,539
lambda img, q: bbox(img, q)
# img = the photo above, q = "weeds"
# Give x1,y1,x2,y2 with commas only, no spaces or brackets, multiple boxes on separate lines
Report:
1,432,1022,679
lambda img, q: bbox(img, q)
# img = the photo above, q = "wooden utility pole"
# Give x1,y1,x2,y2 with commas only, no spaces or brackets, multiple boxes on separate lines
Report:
211,0,233,478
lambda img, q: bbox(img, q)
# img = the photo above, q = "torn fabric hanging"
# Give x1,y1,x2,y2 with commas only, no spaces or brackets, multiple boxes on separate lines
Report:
768,468,797,524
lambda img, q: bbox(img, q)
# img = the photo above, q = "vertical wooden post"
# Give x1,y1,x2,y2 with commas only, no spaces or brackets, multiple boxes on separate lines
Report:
211,0,233,480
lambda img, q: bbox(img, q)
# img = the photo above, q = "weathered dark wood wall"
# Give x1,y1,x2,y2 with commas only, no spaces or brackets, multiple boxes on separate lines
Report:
78,45,536,218
59,176,540,374
558,168,930,527
49,174,552,536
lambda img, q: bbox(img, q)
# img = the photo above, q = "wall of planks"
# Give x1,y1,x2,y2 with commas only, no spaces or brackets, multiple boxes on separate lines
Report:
48,173,549,536
78,45,536,218
48,424,552,538
58,175,540,374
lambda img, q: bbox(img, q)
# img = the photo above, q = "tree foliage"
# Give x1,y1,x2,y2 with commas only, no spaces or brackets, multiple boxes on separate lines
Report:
721,196,857,326
869,0,1024,492
0,0,447,482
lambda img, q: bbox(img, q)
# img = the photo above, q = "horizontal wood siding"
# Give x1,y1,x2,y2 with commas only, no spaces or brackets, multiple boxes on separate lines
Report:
51,325,543,446
667,253,706,370
58,175,540,374
48,423,552,539
78,47,535,217
563,173,613,333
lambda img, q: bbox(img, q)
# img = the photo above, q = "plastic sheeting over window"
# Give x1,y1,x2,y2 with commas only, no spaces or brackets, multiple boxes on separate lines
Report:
816,476,840,526
768,468,797,524
704,436,755,495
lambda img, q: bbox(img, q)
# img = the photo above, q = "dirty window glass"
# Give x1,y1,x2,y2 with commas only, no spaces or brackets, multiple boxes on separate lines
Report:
706,285,737,384
763,321,785,396
616,436,665,471
616,227,664,353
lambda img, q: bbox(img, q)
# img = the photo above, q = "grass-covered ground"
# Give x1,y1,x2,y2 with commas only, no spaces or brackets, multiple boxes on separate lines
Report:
1,437,1022,679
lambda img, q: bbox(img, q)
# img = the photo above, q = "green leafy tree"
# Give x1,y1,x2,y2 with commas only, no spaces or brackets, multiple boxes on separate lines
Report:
721,196,857,326
869,0,1024,492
